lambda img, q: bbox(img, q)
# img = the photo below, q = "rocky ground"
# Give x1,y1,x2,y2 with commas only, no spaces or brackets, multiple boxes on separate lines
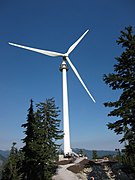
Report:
52,157,135,180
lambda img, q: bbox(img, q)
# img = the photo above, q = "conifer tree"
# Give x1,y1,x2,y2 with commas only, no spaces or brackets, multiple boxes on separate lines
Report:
1,142,23,180
21,98,63,180
21,99,39,179
92,150,98,160
34,98,63,179
103,26,135,169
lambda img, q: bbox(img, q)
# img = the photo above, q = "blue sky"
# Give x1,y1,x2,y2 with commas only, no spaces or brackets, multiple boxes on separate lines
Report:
0,0,135,151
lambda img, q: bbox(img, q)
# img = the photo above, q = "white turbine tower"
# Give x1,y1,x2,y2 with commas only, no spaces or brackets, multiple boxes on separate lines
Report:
9,29,96,156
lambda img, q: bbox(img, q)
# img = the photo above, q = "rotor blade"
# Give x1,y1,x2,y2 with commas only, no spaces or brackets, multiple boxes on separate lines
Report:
8,42,64,57
66,29,89,55
66,57,96,103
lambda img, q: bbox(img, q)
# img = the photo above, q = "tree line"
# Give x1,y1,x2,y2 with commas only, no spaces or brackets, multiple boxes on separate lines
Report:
1,98,63,180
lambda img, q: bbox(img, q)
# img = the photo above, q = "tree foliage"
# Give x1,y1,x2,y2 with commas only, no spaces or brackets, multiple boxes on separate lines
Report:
22,98,63,180
21,99,38,179
92,150,98,160
1,143,24,180
103,26,135,169
2,98,63,180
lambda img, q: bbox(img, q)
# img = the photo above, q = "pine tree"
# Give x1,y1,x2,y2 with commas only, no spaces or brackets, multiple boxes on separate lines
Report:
35,98,63,179
21,99,39,179
92,150,98,160
21,98,63,180
1,142,23,180
103,26,135,169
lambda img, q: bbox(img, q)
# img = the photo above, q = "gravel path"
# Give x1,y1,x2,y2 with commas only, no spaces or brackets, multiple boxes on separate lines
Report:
52,163,78,180
52,157,87,180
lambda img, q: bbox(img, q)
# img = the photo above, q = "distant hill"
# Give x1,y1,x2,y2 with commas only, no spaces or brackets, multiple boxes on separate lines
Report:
0,154,6,162
0,150,10,167
0,150,10,159
0,154,7,167
0,148,117,161
73,148,117,159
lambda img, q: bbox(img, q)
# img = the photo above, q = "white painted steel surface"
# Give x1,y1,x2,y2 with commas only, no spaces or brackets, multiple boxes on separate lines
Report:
61,61,72,155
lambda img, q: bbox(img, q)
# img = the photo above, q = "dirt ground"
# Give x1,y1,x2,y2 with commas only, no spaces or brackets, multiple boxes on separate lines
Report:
52,158,135,180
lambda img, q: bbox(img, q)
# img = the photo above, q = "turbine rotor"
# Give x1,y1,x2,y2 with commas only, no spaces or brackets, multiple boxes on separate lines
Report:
8,29,95,102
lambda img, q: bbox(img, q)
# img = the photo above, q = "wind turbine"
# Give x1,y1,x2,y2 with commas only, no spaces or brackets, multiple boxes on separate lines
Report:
8,29,96,156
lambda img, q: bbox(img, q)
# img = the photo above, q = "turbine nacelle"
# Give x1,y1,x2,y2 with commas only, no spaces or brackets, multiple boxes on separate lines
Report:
62,55,68,62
